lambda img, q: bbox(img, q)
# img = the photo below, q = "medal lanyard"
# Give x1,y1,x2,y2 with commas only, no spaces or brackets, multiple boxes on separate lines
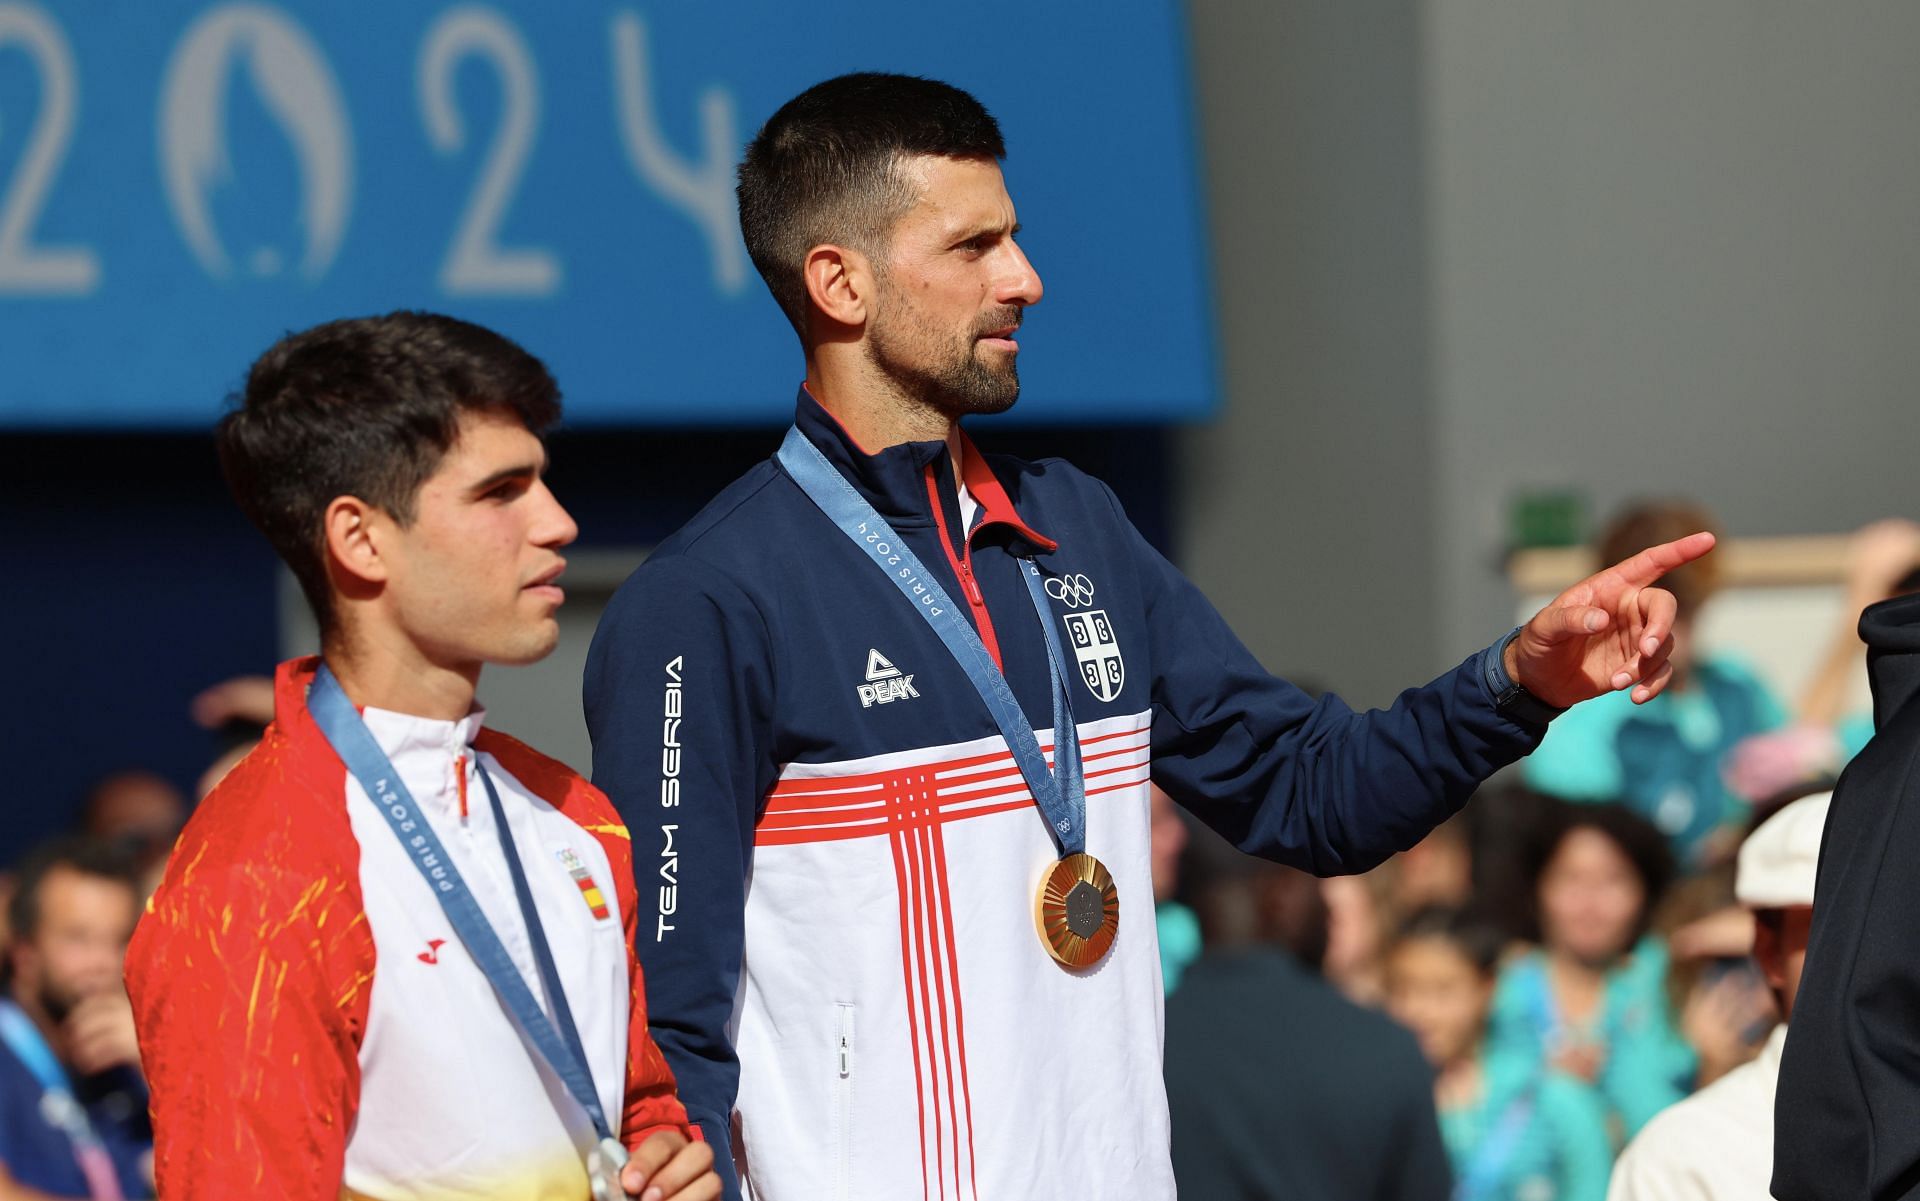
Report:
0,1000,125,1201
307,666,615,1145
776,427,1086,855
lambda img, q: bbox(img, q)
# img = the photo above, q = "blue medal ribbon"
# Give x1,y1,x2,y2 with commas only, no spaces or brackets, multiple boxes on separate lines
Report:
307,666,624,1166
0,999,127,1200
776,427,1086,855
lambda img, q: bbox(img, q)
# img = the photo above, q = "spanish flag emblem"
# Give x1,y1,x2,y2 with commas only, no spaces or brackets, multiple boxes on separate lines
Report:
556,848,612,921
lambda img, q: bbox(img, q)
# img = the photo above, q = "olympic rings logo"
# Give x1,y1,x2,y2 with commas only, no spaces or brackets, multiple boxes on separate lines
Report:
1045,573,1096,608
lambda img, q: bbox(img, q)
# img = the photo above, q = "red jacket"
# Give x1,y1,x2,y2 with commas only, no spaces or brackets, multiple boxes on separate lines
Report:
127,657,691,1199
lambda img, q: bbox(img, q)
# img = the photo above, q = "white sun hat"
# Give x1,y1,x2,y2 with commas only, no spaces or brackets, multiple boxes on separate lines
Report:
1735,791,1833,909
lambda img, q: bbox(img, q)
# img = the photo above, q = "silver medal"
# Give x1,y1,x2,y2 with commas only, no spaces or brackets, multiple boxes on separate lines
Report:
588,1135,630,1201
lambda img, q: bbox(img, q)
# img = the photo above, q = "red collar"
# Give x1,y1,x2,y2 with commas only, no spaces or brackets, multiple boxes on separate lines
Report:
956,432,1056,550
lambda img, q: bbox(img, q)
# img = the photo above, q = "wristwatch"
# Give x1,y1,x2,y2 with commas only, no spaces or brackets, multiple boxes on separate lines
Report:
1486,627,1566,728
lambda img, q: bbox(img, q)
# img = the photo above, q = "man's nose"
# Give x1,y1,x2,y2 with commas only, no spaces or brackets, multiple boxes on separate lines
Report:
998,242,1043,308
533,481,579,549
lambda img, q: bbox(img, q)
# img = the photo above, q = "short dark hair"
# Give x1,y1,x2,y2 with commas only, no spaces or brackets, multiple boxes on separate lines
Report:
1598,500,1722,619
737,73,1006,337
216,312,561,633
9,837,141,944
1524,800,1676,946
1394,905,1509,978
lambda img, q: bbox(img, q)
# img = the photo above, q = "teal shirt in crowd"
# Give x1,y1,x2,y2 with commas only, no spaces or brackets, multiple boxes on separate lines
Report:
1440,1047,1613,1201
1488,939,1695,1141
1157,901,1202,994
1522,653,1785,866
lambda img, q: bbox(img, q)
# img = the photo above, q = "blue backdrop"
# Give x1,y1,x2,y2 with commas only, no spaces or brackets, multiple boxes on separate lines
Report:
0,1,1215,427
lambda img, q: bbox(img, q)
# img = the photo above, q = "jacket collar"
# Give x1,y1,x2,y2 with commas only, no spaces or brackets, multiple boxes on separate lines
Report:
792,386,1056,551
274,656,483,739
275,655,326,744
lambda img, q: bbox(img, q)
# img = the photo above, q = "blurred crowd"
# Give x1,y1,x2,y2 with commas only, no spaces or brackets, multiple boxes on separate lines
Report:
2,506,1914,1200
1160,507,1920,1201
0,677,272,1197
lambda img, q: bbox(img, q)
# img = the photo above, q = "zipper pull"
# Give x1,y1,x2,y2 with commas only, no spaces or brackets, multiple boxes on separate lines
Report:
959,562,983,606
454,753,469,820
838,1028,851,1077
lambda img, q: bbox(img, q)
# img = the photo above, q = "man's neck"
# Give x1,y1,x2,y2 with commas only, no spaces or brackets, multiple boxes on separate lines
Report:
805,358,964,473
322,628,480,722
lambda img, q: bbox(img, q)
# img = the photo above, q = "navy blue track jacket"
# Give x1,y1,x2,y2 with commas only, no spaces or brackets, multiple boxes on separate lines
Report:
584,390,1545,1200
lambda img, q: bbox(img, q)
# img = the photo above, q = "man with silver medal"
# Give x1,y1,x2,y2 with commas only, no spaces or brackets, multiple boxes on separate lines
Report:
128,314,719,1201
588,75,1714,1201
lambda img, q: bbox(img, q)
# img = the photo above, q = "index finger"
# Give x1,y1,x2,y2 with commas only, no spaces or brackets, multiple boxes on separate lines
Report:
1606,531,1717,588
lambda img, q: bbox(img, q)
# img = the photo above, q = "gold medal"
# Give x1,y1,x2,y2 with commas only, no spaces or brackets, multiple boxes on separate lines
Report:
1034,852,1119,968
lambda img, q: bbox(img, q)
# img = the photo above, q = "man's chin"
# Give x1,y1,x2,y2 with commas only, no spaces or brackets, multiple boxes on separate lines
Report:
950,393,1018,419
943,366,1021,418
488,622,562,668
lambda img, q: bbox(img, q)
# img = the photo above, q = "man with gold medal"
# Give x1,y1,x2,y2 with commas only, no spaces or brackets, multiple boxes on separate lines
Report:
586,74,1712,1201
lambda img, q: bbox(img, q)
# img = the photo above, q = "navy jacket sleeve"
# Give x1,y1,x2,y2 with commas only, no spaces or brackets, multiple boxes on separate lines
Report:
1103,483,1545,873
585,554,775,1200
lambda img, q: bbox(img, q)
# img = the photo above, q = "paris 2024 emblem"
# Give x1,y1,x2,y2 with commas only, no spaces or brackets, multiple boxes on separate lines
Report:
1046,573,1125,703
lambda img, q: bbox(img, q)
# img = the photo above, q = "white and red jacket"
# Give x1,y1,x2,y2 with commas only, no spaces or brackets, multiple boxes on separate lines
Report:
127,657,691,1200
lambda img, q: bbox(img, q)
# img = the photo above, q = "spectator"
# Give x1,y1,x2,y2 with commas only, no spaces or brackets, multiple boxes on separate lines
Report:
0,838,151,1198
1397,813,1476,914
1525,502,1785,868
1796,517,1920,761
1489,803,1694,1141
77,772,183,878
1658,868,1774,1094
1463,787,1559,946
1608,791,1828,1200
1387,906,1612,1201
1322,868,1396,1009
187,675,276,800
1167,861,1449,1201
1658,778,1838,1097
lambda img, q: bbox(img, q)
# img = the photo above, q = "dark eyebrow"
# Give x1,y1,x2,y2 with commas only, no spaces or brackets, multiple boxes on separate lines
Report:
953,220,1019,247
468,459,543,498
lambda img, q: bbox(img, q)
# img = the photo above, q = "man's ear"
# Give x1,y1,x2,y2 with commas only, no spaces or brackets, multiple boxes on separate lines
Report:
802,243,876,332
323,496,393,587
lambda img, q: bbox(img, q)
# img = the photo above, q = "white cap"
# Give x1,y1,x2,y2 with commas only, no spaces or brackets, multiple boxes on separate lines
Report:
1735,791,1832,909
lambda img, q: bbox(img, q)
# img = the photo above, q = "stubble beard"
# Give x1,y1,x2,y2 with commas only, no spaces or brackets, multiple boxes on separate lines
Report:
866,294,1022,423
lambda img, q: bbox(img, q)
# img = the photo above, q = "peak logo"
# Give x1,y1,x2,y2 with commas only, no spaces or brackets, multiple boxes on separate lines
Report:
858,649,919,709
